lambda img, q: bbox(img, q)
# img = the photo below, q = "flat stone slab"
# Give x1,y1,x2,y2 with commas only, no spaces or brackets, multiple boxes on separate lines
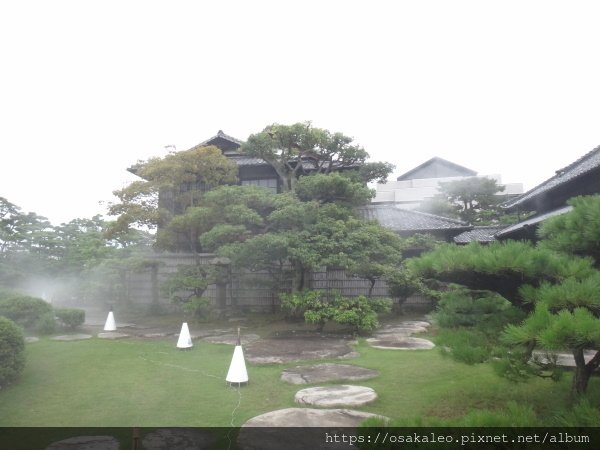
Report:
25,337,39,343
201,333,261,345
45,435,119,450
51,334,93,341
281,363,379,384
245,337,358,364
142,332,172,338
238,409,387,449
295,385,377,407
241,407,383,427
142,428,216,450
97,332,131,339
375,325,427,336
401,320,431,328
532,349,599,368
367,336,435,350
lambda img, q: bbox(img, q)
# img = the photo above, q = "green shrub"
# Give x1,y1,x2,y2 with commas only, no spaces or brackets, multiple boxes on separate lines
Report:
55,308,85,330
182,296,216,321
281,291,392,334
280,290,324,321
434,288,524,331
0,316,26,388
0,295,55,333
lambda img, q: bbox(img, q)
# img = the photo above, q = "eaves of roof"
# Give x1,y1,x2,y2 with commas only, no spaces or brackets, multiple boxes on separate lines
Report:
453,225,504,244
502,145,600,211
495,205,573,239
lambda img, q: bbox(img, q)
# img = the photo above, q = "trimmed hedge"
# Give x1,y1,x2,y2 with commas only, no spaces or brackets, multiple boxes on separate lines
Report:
0,316,26,388
55,308,85,330
0,294,55,334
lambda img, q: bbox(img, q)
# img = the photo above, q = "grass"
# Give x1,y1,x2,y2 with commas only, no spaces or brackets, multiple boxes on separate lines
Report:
0,314,598,449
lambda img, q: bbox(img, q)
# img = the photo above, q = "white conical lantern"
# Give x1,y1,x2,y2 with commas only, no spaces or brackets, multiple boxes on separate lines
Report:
103,309,116,331
226,329,248,385
176,322,193,349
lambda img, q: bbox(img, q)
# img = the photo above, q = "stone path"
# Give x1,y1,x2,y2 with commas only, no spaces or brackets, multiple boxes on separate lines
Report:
50,334,93,341
245,337,358,364
201,333,261,345
281,363,379,384
295,385,377,407
532,349,599,369
366,318,435,350
241,407,382,427
238,408,386,450
97,332,130,340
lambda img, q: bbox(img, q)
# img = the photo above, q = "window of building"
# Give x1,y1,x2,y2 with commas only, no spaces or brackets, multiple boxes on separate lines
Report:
241,178,278,193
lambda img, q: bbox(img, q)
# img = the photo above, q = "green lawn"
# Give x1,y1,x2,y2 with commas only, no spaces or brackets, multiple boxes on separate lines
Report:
1,334,596,428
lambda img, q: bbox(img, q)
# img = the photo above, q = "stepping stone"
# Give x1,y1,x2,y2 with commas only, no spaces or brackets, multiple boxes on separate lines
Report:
142,428,216,450
201,333,260,345
97,332,130,339
532,349,599,368
143,332,171,338
367,336,435,350
25,337,39,343
45,435,119,450
51,334,92,341
295,385,377,407
241,407,384,427
375,325,427,336
401,320,431,328
281,363,379,384
246,338,358,364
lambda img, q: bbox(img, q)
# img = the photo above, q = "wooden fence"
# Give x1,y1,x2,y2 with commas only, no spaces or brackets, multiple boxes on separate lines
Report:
125,253,433,311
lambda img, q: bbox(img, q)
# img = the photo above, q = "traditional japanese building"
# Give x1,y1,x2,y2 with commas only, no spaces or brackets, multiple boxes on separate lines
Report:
497,144,600,241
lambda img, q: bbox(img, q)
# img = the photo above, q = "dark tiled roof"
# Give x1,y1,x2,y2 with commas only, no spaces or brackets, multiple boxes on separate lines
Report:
200,130,244,147
397,157,477,181
358,204,471,234
453,226,504,244
495,205,573,239
503,145,600,210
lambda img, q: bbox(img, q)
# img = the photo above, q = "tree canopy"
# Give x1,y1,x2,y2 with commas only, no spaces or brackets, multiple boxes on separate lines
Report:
411,195,600,395
241,122,394,192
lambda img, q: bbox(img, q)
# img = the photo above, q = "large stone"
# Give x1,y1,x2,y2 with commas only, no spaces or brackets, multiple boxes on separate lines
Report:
142,428,216,450
242,407,383,427
51,334,93,341
367,336,435,350
201,333,261,345
295,385,377,407
532,349,599,368
281,363,379,384
238,408,387,450
245,337,357,364
25,336,39,343
45,435,119,450
97,332,130,340
374,325,427,336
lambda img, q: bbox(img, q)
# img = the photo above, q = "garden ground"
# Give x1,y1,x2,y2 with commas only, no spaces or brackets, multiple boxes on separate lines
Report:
0,309,598,448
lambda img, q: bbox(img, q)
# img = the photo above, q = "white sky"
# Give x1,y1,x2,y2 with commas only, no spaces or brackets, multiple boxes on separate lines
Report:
1,0,599,225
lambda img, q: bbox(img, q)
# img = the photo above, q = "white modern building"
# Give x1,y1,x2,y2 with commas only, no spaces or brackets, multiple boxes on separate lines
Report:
374,157,523,209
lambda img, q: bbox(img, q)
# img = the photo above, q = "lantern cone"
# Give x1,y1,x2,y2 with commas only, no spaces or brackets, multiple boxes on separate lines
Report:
176,322,193,349
103,309,116,331
226,328,248,386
